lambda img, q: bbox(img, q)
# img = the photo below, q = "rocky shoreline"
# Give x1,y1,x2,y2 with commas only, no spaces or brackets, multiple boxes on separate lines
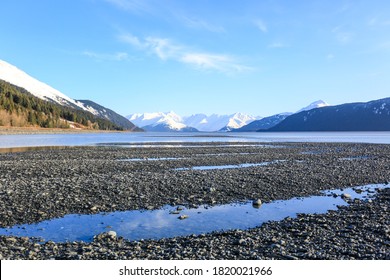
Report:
0,142,389,259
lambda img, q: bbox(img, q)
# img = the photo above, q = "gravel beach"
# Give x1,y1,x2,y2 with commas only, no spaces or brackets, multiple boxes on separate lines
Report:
0,142,389,259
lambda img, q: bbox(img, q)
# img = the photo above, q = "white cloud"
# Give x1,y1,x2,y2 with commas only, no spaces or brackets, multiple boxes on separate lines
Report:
119,33,252,74
368,17,390,26
180,53,251,73
180,16,226,33
327,54,335,60
268,42,286,48
254,19,268,33
144,37,182,60
332,25,353,45
104,0,151,13
119,33,146,49
336,32,353,44
83,51,129,61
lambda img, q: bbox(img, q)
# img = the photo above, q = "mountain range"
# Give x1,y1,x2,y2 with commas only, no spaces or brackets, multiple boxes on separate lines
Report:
129,101,329,132
2,59,389,132
267,98,390,131
0,59,139,131
127,112,261,132
234,100,329,132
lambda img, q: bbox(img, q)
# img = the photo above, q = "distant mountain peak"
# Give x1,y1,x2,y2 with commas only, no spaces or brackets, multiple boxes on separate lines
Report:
127,112,260,132
270,97,390,131
127,112,194,131
297,100,329,113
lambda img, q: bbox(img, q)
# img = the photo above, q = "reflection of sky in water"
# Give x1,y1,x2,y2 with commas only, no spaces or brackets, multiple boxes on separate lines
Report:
0,184,386,242
2,131,390,149
174,161,282,171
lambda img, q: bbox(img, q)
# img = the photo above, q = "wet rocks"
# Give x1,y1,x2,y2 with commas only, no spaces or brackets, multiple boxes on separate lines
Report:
341,193,352,200
178,215,189,220
0,142,390,259
252,199,262,208
94,231,117,241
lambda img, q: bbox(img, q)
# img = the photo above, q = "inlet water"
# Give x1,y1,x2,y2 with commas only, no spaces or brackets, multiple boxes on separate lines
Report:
0,184,386,243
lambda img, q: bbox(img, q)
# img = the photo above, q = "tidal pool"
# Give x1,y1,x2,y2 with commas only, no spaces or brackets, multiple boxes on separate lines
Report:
174,161,283,171
0,184,386,243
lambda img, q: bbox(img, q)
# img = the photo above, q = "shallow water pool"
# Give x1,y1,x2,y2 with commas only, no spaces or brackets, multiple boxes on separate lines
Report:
0,183,386,242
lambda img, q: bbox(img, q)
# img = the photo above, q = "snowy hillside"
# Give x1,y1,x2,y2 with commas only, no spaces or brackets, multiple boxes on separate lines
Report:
296,100,329,113
0,59,138,130
128,112,260,132
185,113,259,132
0,59,93,113
128,112,197,131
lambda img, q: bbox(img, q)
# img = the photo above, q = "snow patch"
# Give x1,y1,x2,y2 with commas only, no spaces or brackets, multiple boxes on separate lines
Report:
0,59,99,116
296,100,329,113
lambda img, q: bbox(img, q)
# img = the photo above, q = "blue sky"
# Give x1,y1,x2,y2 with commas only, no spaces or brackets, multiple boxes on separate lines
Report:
1,0,389,117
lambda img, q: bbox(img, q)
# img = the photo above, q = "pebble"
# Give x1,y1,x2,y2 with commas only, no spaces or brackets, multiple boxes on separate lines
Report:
341,193,352,199
252,199,262,207
107,231,117,239
178,215,189,220
0,142,389,260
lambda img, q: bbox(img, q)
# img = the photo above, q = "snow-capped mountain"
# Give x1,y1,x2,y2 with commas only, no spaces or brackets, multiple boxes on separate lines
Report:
269,97,390,131
184,113,259,132
127,112,260,132
0,59,138,130
233,113,291,132
233,100,330,132
0,59,91,112
127,112,198,132
296,100,329,113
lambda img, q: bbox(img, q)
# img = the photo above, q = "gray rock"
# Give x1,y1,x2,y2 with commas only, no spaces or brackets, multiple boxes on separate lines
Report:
107,231,117,239
341,193,352,199
178,215,189,220
252,199,262,208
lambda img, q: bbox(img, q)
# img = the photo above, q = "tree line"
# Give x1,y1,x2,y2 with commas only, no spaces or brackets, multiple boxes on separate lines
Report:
0,79,123,130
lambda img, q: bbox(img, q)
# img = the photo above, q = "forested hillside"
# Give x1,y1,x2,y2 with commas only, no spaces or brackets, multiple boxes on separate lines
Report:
0,79,123,130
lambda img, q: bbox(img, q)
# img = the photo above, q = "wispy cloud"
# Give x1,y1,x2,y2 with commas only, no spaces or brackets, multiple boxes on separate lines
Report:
268,42,287,48
180,16,226,33
104,0,152,14
119,33,146,49
119,32,252,74
83,51,129,61
336,32,353,44
180,53,252,73
254,19,268,33
326,54,335,60
368,17,390,26
332,26,353,45
144,37,182,60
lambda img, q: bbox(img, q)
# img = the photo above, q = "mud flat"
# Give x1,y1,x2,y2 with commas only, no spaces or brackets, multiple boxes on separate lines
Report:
0,142,389,259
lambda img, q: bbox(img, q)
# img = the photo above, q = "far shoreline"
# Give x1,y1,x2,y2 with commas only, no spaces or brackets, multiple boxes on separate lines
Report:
0,126,139,135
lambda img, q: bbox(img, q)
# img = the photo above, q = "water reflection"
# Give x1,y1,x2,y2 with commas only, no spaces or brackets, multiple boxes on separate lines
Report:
0,183,386,243
0,146,68,154
174,161,283,171
1,131,390,149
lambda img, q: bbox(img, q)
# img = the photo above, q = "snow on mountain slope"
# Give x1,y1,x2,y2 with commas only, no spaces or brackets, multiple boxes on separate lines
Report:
223,113,259,131
296,100,329,113
183,113,259,132
128,112,260,132
127,111,192,131
0,59,140,130
0,59,94,114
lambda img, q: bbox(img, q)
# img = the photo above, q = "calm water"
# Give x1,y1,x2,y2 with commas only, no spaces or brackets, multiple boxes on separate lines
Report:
1,131,390,149
0,184,385,242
